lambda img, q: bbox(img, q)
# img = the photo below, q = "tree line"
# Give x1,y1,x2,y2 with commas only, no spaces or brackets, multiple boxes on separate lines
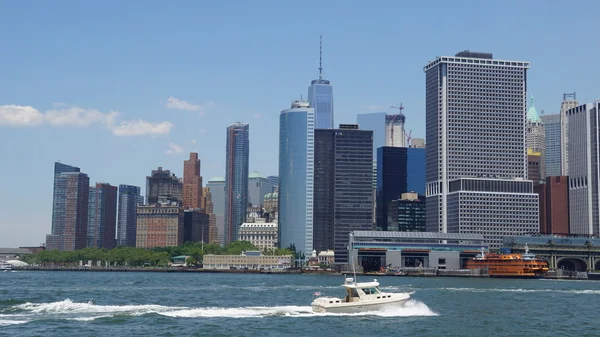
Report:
20,241,294,267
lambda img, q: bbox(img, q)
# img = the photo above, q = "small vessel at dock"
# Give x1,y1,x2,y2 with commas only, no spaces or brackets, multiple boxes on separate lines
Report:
311,277,412,313
465,245,549,278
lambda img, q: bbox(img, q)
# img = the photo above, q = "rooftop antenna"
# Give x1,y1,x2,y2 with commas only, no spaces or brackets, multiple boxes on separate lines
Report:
319,35,323,80
563,92,576,101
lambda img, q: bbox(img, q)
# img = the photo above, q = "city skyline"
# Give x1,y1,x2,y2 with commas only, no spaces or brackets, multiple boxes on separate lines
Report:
2,1,600,246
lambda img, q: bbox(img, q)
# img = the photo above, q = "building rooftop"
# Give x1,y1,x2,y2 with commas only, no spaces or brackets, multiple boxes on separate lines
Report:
265,192,278,198
208,177,225,183
249,171,264,179
527,96,542,124
351,231,485,241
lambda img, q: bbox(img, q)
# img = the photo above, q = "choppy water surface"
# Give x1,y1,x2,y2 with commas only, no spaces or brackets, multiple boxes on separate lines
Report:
1,271,599,336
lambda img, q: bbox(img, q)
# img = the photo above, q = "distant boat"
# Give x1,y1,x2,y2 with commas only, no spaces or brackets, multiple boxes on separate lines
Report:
587,272,600,281
465,245,549,278
0,262,13,271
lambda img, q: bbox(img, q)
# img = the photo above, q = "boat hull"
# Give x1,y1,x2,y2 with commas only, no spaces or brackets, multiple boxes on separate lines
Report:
312,297,410,313
588,272,600,280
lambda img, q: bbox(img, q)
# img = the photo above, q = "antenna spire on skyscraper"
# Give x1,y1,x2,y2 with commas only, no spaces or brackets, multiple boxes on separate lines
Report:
319,35,323,79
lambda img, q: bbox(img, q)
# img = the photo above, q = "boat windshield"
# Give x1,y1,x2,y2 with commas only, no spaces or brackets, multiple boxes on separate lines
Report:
362,287,380,295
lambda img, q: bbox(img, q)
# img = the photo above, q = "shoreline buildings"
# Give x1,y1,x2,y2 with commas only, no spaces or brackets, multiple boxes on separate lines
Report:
116,185,143,247
46,163,90,251
424,50,539,249
224,122,250,245
279,100,315,255
87,183,117,249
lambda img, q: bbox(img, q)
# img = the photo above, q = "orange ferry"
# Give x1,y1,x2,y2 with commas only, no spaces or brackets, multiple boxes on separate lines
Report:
465,245,549,278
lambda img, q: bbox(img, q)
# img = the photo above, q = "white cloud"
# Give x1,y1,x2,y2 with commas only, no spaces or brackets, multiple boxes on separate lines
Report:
165,96,217,115
0,105,44,126
199,128,207,133
365,105,384,111
0,103,173,137
252,113,262,119
191,139,197,144
165,142,184,155
112,120,174,136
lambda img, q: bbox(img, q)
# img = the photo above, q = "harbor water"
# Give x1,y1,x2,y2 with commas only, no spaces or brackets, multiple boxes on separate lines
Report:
1,271,599,336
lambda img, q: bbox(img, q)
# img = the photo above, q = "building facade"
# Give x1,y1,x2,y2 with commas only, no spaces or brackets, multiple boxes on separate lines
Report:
541,113,562,177
183,209,210,243
264,192,278,223
238,223,278,250
528,150,542,183
135,197,184,248
248,171,272,207
87,183,118,249
116,184,143,247
203,252,292,270
183,152,202,209
411,138,426,148
313,125,373,263
388,192,426,232
544,176,569,234
526,96,545,180
46,163,90,251
308,37,333,129
279,100,315,255
146,167,182,205
385,113,407,147
267,176,279,192
376,147,425,231
560,94,579,176
225,122,250,245
206,177,226,244
202,187,218,243
424,51,539,249
566,102,600,235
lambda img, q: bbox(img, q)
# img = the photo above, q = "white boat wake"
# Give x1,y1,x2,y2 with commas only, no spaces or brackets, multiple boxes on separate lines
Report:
0,298,437,324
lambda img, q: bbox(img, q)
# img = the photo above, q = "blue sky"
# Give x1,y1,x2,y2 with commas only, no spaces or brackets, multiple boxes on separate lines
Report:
1,0,599,247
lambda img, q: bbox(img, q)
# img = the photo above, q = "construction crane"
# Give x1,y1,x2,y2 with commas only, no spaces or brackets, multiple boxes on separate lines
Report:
406,130,412,147
389,104,405,147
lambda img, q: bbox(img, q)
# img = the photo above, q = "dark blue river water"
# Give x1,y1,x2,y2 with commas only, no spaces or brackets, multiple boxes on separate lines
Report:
1,271,599,336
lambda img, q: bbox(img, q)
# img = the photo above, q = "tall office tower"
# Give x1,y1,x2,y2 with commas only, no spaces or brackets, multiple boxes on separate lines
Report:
267,176,279,193
248,171,273,207
313,125,373,263
526,96,545,181
183,152,202,209
206,177,226,244
376,147,425,231
146,167,182,205
183,209,210,243
385,113,406,147
224,122,250,245
279,100,315,255
424,51,539,249
202,187,218,243
543,176,569,234
560,93,578,176
46,163,90,251
566,102,600,235
136,197,184,248
87,183,118,249
308,36,333,129
541,114,562,177
116,184,143,247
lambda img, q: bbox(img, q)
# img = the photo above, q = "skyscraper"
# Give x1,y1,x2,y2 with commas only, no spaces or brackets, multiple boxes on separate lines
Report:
202,186,218,243
87,183,118,249
313,125,373,263
248,171,273,207
560,93,578,176
308,36,333,129
279,100,315,255
424,51,539,249
526,96,545,180
206,177,226,244
146,167,182,205
541,113,562,177
566,101,600,235
46,162,90,251
117,184,143,247
224,122,250,245
385,113,407,147
183,152,203,209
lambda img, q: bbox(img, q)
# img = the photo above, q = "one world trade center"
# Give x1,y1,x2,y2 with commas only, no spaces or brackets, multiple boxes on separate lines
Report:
308,36,334,129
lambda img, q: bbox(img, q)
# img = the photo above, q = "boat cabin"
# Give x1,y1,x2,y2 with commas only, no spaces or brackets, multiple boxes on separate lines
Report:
343,278,389,302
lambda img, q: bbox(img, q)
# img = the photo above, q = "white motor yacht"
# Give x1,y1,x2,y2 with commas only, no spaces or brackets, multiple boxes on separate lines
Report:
311,277,412,313
0,262,13,271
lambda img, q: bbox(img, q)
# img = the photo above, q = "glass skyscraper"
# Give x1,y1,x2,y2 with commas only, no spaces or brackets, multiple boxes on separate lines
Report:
117,184,143,247
308,37,333,129
224,122,249,245
87,183,118,249
541,114,561,177
279,101,315,256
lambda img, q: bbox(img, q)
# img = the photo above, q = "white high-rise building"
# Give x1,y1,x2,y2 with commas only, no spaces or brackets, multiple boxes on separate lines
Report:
566,102,600,236
560,94,579,176
278,101,315,255
424,50,539,249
